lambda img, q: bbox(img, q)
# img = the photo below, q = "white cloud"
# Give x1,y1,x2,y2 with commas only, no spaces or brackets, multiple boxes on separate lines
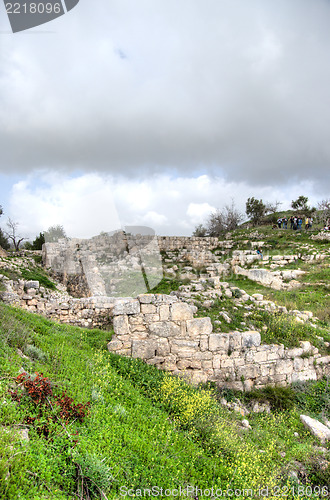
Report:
5,171,324,240
186,203,216,225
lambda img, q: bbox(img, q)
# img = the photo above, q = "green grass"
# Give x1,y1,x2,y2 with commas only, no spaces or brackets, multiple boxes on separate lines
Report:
149,277,184,294
20,269,57,290
1,303,329,499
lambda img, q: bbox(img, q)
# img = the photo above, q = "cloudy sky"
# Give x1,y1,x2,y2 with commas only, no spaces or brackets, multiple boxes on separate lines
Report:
0,0,329,239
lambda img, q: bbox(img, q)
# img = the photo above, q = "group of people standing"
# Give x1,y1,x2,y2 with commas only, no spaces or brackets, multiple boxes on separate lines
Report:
276,216,313,231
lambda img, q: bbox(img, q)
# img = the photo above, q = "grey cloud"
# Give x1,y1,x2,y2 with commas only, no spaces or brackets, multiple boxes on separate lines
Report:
1,0,330,188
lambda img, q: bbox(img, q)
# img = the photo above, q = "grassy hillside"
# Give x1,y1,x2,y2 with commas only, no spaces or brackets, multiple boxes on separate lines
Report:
1,303,329,499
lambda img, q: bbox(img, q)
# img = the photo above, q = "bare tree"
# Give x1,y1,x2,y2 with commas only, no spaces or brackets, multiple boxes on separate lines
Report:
193,200,244,237
5,218,25,251
265,200,282,215
318,199,330,226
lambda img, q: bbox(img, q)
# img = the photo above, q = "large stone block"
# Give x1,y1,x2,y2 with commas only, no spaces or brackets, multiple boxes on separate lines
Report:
141,303,157,314
237,364,259,380
132,340,157,359
138,294,155,303
241,331,261,348
113,299,140,315
291,370,317,383
170,302,194,321
229,332,242,351
275,359,293,375
300,415,330,443
113,314,130,335
209,334,229,352
171,339,199,357
186,317,212,337
159,304,170,321
148,321,180,338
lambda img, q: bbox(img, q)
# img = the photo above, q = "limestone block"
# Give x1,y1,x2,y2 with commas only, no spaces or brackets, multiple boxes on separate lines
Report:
193,351,213,361
237,364,259,380
199,335,209,352
209,334,229,352
221,358,235,369
213,355,221,369
190,371,208,385
107,339,123,351
113,315,130,335
260,363,276,377
229,332,242,351
171,339,199,357
141,303,157,314
316,356,330,365
159,304,170,321
186,317,212,337
143,314,160,323
241,331,261,348
285,347,303,358
164,354,177,371
148,321,180,338
25,280,39,289
155,338,170,357
253,350,268,363
201,360,213,370
292,370,317,383
300,415,330,443
243,379,254,392
132,340,158,359
170,302,194,321
252,293,263,301
154,294,178,305
275,359,293,375
128,315,144,325
293,358,304,371
226,381,244,391
300,341,312,353
138,294,155,303
113,299,140,315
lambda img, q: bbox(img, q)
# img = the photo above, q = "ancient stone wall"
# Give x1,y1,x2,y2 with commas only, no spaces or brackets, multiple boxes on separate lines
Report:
0,276,114,329
107,294,330,390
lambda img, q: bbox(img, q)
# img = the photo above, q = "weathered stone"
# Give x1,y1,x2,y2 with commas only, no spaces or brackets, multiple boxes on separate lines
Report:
25,280,39,289
209,334,229,352
300,415,330,443
113,299,140,315
241,331,261,348
159,304,170,321
138,294,155,303
170,302,194,321
113,315,130,335
141,303,157,314
186,317,212,337
132,340,158,359
148,321,180,338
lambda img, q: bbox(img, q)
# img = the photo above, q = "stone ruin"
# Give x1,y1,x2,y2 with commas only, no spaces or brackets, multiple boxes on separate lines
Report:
107,294,330,390
1,232,329,390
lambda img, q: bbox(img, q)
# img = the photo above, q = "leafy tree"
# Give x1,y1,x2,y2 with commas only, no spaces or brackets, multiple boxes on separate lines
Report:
5,218,25,251
0,205,3,217
32,232,45,250
0,229,10,250
44,225,67,243
291,195,309,212
245,197,266,226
